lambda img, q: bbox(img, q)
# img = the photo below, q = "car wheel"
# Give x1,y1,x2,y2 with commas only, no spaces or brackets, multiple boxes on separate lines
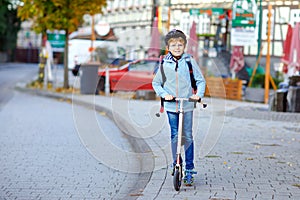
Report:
97,76,105,92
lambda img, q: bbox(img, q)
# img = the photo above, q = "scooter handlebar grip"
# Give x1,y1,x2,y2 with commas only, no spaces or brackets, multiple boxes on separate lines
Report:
161,97,176,102
188,98,201,103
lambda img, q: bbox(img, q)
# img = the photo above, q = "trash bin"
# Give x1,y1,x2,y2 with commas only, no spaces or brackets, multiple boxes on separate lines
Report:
80,63,99,94
271,89,288,112
287,86,300,113
289,75,300,86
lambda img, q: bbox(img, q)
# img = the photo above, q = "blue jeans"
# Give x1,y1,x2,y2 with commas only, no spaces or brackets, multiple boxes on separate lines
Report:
167,111,194,170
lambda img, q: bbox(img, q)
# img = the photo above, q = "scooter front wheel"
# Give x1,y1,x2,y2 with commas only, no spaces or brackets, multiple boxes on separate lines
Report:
173,167,182,191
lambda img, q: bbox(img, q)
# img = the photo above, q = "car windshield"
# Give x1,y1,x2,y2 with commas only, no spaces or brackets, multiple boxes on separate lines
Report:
129,60,159,72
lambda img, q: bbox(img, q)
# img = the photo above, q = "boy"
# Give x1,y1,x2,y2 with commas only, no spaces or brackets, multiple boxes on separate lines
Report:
152,29,206,186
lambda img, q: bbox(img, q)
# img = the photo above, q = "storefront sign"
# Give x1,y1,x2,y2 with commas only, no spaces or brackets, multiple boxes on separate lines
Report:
231,28,257,46
232,0,257,27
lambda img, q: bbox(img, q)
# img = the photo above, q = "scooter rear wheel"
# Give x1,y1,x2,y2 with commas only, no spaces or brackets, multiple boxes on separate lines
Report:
173,167,182,191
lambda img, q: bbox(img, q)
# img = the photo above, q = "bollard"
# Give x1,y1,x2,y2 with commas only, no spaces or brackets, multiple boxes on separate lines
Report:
105,66,110,96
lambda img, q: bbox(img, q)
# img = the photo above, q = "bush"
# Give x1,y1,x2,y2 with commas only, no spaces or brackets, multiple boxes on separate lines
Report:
252,74,283,88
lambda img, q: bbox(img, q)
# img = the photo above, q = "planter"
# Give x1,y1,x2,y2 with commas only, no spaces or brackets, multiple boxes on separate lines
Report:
245,88,264,102
205,77,243,100
245,88,274,103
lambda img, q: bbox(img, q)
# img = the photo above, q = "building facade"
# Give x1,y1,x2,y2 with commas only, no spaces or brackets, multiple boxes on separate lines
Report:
101,0,300,59
16,0,300,62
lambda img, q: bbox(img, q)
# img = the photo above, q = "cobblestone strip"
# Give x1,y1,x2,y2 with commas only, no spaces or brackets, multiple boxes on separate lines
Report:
226,106,300,122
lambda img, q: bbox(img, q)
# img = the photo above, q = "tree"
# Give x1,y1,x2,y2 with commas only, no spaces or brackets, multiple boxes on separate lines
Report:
0,0,21,61
18,0,107,89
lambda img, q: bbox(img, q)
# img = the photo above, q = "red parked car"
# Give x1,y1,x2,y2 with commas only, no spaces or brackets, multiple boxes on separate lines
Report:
97,58,160,92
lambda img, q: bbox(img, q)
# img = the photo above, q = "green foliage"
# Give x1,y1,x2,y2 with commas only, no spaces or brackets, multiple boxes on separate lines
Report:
18,0,107,34
197,33,215,38
251,74,264,88
17,0,107,88
0,0,21,60
0,0,9,35
251,74,283,88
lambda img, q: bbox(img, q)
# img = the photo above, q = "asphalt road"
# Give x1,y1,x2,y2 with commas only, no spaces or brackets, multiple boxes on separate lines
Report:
0,63,36,109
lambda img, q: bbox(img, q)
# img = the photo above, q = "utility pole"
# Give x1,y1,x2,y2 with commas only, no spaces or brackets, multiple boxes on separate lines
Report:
91,15,95,62
264,3,272,104
167,0,171,31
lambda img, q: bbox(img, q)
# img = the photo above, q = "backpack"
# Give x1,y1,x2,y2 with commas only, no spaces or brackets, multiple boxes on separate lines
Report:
159,56,197,112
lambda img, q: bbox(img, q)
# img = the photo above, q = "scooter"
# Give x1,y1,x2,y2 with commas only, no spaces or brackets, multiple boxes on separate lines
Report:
160,97,207,191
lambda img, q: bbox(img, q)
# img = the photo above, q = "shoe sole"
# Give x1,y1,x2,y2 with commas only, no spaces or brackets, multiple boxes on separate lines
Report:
183,178,194,186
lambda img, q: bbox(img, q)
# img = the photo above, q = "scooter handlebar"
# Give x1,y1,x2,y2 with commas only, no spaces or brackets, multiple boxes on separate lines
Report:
162,97,207,108
162,97,200,102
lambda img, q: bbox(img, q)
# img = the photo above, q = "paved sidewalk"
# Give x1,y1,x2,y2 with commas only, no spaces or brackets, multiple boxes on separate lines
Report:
70,94,300,200
17,68,300,199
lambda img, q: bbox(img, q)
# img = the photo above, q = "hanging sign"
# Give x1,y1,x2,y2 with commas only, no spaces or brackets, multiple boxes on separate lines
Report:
232,0,257,27
47,30,66,52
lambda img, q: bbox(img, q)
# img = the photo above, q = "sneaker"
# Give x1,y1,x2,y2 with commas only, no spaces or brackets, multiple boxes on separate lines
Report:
183,169,197,186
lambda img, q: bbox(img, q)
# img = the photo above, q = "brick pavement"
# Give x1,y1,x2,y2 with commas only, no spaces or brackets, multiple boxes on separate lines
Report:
14,67,300,199
95,95,300,200
35,90,300,200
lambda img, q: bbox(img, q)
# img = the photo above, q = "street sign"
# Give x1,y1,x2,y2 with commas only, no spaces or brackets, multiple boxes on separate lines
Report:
47,30,66,52
232,0,257,27
189,8,224,16
95,22,110,36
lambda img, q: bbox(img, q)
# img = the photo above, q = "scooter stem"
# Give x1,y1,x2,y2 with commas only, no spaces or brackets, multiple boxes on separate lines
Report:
176,99,184,164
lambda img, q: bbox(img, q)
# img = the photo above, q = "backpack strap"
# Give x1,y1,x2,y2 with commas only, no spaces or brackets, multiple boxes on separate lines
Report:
160,59,166,87
159,56,165,113
185,58,197,93
186,57,197,108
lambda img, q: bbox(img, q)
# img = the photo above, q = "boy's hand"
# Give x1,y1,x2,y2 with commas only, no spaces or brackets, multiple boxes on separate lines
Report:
190,94,200,101
164,94,174,100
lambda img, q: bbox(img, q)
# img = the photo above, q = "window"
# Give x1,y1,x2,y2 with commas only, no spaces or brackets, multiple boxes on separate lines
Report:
129,60,158,71
290,9,300,25
273,41,283,56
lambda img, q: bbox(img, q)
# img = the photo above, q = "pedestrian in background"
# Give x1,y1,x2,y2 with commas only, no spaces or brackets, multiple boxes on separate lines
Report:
152,29,206,186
